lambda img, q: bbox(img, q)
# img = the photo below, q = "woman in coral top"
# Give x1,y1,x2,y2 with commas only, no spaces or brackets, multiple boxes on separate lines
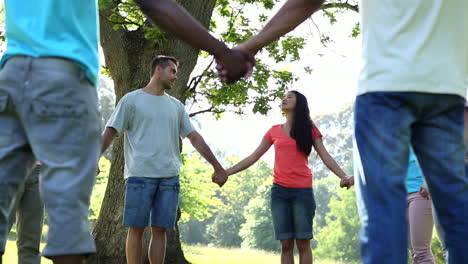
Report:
225,90,353,264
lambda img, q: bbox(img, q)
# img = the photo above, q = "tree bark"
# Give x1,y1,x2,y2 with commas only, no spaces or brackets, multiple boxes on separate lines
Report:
91,1,217,263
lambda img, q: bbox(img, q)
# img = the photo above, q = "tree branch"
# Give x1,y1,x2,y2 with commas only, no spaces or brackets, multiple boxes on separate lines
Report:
187,58,215,93
189,106,215,117
321,2,359,13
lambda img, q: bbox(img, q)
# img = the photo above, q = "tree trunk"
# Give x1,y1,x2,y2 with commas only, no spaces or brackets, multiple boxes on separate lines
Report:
91,1,217,263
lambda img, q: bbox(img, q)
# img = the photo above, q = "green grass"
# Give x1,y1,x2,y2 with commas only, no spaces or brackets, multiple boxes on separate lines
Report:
4,240,52,264
184,245,348,264
4,241,348,264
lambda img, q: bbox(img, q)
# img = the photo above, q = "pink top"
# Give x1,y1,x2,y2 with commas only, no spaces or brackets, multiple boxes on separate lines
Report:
264,124,322,188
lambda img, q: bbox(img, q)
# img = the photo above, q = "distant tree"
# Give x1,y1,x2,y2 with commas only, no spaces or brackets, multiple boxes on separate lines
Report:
179,152,222,222
310,104,353,180
179,219,212,245
313,174,340,231
314,187,360,262
206,158,272,247
240,182,279,252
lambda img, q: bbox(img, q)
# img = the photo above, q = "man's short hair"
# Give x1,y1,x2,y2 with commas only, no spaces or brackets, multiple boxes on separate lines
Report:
150,55,179,76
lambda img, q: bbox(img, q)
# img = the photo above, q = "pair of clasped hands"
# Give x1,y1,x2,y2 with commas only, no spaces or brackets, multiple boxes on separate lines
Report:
211,167,231,187
214,45,256,84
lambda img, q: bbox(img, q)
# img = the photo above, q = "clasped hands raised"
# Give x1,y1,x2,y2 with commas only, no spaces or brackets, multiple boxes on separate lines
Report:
214,44,255,84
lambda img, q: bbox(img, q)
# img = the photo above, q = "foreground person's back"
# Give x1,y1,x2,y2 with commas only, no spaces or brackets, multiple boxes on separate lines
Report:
0,1,101,264
1,0,99,84
355,0,468,264
359,0,467,97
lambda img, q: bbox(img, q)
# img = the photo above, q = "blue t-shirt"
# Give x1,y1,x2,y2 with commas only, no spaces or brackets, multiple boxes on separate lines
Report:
405,149,424,194
1,0,99,85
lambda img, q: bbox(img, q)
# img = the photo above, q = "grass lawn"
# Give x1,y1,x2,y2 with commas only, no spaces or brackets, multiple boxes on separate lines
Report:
184,245,349,264
4,240,52,264
3,241,349,264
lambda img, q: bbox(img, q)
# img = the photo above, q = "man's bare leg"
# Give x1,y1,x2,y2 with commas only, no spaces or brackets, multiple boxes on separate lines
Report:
127,227,145,264
149,226,167,264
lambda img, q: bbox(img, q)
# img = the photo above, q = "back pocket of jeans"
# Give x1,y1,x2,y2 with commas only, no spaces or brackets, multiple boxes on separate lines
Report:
125,178,146,205
32,99,86,118
31,99,87,145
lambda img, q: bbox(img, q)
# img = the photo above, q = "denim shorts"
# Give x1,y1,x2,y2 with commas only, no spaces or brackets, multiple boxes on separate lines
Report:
123,176,180,229
270,183,316,240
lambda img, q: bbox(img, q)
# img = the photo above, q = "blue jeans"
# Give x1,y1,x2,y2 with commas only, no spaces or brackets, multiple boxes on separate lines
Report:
123,176,180,229
270,184,316,240
354,92,468,264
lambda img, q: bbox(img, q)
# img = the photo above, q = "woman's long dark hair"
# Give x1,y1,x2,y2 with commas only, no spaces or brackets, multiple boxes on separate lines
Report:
290,91,313,156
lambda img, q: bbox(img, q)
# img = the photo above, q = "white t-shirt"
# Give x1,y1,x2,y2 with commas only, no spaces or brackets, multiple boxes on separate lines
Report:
358,0,468,97
107,89,195,179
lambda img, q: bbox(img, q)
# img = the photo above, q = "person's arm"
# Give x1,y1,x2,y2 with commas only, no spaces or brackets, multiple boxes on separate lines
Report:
101,127,118,155
238,0,324,55
226,138,272,176
186,131,228,186
313,137,354,189
135,0,253,84
187,131,223,170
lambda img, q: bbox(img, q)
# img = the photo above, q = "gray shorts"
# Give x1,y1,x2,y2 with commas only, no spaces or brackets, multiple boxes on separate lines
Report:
0,56,101,257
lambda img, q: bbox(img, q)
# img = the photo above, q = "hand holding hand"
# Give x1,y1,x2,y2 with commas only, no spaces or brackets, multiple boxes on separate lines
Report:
339,176,354,189
212,168,228,187
419,186,430,200
215,47,255,84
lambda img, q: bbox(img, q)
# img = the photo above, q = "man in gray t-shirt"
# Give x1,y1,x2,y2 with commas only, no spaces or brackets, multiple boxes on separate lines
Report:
101,56,227,264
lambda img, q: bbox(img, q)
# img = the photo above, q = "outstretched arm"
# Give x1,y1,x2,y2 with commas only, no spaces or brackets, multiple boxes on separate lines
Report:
187,131,224,171
97,127,118,175
238,0,324,55
313,137,354,189
135,0,253,83
226,138,272,176
187,131,228,187
101,127,118,155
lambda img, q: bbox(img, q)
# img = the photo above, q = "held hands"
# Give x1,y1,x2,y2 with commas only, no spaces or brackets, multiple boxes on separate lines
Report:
215,46,255,84
339,176,354,189
419,186,430,200
212,168,229,187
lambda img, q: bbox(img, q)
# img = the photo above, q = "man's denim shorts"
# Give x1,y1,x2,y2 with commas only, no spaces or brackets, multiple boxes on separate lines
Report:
123,176,180,229
270,183,316,240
